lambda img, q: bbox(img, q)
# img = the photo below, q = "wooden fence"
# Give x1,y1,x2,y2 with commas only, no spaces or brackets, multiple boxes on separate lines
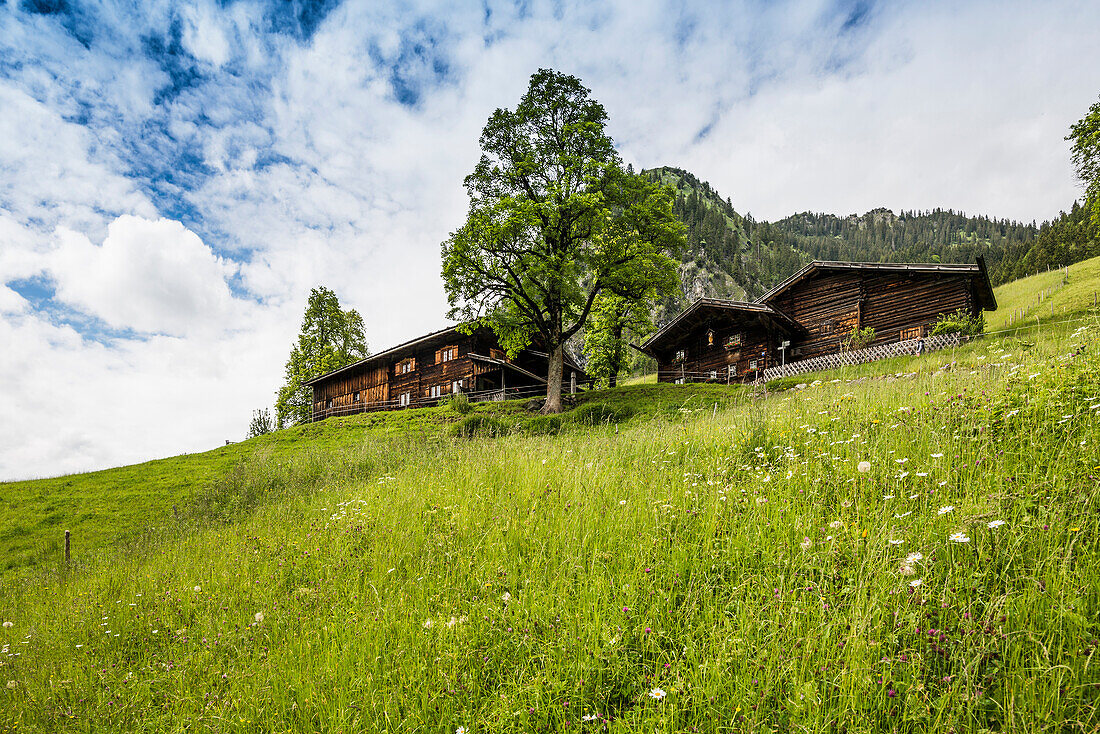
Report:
758,332,968,383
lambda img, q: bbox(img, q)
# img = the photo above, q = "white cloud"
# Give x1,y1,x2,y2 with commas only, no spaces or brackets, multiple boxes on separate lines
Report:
45,216,241,337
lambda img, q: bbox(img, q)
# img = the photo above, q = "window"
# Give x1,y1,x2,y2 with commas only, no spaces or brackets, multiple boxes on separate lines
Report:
674,377,685,385
437,346,458,363
430,385,443,398
396,358,416,375
354,392,361,403
820,320,835,336
749,359,758,371
327,399,333,409
452,379,464,394
709,370,718,380
398,392,411,407
674,349,686,361
725,333,742,348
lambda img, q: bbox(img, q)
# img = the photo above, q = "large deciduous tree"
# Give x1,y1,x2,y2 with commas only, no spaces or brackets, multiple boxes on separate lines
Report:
442,69,683,412
1069,95,1100,230
275,287,368,427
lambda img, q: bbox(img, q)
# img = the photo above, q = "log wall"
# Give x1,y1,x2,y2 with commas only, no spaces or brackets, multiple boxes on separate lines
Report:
655,318,777,383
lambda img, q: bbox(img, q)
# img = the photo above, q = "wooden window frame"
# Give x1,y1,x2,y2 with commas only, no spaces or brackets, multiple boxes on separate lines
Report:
396,357,416,375
725,333,742,349
437,346,458,364
674,348,686,362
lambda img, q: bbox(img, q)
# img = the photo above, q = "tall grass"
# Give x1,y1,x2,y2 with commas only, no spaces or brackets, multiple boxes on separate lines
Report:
2,322,1099,731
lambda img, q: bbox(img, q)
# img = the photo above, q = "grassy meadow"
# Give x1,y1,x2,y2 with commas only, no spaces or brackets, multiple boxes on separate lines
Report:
2,281,1100,730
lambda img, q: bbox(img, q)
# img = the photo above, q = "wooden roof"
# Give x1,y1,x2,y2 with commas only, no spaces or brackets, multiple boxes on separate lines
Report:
760,259,997,310
640,299,804,354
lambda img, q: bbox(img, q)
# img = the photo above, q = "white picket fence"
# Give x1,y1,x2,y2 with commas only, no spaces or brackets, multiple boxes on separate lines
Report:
759,332,968,383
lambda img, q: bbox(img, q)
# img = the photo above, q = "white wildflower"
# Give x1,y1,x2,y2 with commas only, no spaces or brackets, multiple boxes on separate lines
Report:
829,520,844,529
501,592,511,603
937,505,954,515
905,552,924,563
949,532,971,543
1,622,11,629
889,539,904,545
649,687,667,700
857,461,871,473
909,579,923,587
987,520,1006,529
254,612,264,624
800,537,812,550
193,586,201,593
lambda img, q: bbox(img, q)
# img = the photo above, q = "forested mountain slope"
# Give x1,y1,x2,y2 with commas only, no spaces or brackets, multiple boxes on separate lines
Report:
644,166,1060,309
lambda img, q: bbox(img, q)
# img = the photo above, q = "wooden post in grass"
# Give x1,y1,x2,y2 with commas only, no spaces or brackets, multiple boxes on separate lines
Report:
64,530,70,565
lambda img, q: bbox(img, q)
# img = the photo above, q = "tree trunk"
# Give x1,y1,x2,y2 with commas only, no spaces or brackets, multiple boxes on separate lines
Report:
543,343,564,413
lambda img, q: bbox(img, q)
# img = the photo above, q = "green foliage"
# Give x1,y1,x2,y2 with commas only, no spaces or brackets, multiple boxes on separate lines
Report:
247,407,273,439
844,326,876,351
582,293,656,388
442,393,473,415
442,69,683,412
567,401,634,425
450,413,511,438
1068,94,1100,229
930,308,985,337
524,414,562,436
275,287,368,428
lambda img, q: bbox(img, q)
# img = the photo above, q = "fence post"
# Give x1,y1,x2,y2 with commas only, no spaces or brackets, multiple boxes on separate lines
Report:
64,529,70,565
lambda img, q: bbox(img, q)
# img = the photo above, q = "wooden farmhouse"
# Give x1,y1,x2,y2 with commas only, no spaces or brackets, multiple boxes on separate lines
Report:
307,326,585,421
642,259,997,383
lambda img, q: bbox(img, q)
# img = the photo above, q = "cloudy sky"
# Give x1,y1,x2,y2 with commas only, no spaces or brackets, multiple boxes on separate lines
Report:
1,0,1097,480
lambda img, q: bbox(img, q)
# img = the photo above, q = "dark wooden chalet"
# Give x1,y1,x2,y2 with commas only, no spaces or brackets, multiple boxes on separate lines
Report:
306,326,585,421
640,300,805,383
645,259,996,383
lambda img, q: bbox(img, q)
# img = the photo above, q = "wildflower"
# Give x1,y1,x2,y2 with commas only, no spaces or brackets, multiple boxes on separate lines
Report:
800,537,812,550
645,627,652,634
905,552,923,563
899,564,916,576
193,586,201,593
254,612,264,624
619,500,627,505
931,453,944,458
889,539,904,545
883,494,895,500
909,579,922,587
858,461,871,473
949,532,971,543
582,714,598,721
756,496,767,505
887,688,897,697
5,681,15,690
895,458,908,464
829,520,844,529
423,619,434,629
894,511,912,518
649,687,667,700
457,727,467,734
1,622,11,629
841,499,853,508
937,506,954,515
987,520,1006,529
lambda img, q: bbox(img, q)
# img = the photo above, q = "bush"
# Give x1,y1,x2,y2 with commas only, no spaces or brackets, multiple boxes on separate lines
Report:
844,326,876,351
568,402,634,426
525,415,562,436
450,414,510,438
443,393,473,415
930,308,985,337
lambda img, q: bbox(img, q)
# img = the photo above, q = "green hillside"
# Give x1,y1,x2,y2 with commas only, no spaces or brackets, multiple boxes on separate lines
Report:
3,272,1100,731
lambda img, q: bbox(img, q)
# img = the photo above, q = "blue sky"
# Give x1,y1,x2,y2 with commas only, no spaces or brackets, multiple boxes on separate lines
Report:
1,0,1098,479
